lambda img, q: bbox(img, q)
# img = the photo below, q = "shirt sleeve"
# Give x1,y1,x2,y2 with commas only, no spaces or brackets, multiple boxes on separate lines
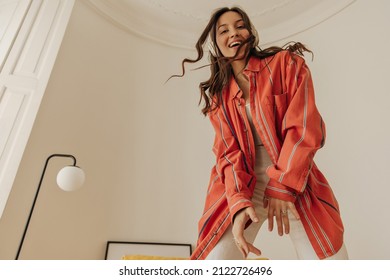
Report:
208,104,255,221
265,53,326,202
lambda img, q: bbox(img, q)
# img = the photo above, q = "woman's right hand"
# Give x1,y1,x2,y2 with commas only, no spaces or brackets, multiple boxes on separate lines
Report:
232,207,261,258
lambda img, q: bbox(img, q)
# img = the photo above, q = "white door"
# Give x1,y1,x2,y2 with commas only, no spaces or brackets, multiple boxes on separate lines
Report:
0,0,75,217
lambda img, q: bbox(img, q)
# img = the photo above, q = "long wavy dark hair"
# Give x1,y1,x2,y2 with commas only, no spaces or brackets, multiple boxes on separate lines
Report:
170,6,312,116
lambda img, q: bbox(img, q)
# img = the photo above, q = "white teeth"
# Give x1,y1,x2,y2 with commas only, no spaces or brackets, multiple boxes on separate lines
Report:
229,41,241,48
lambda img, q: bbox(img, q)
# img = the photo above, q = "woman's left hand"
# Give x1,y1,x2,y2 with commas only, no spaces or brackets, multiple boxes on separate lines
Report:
263,197,300,236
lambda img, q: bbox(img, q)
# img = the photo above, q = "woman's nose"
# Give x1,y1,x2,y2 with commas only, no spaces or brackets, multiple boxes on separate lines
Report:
230,29,239,37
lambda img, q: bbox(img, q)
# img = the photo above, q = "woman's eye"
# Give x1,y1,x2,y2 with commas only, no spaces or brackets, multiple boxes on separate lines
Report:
237,25,245,29
220,29,228,34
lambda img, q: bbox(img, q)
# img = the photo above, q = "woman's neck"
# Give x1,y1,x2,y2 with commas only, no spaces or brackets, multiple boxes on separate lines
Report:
231,58,247,77
231,58,250,101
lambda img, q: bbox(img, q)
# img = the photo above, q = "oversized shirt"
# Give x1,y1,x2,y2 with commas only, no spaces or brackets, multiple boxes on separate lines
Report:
190,51,344,260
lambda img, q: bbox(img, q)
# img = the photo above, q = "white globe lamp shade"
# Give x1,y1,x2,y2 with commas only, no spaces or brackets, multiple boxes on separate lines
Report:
56,166,85,191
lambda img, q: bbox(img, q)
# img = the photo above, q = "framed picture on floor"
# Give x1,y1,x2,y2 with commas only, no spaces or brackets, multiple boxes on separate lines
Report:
104,241,192,260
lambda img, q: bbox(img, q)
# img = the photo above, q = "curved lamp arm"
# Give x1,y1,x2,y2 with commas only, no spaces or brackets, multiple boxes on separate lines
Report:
15,154,84,260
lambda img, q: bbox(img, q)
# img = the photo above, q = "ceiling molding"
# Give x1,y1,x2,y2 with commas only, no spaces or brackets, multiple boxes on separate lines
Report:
84,0,356,50
260,0,356,46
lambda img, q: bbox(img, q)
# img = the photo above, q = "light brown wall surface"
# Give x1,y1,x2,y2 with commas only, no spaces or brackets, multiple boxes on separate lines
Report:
1,0,389,259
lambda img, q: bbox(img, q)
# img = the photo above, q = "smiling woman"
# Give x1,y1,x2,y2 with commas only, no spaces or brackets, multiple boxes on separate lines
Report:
1,0,388,262
172,6,349,260
215,12,250,60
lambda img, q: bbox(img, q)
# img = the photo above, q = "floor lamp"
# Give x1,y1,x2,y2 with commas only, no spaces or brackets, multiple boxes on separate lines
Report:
15,154,85,260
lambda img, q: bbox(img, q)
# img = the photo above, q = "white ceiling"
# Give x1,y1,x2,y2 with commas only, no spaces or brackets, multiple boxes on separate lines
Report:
85,0,355,49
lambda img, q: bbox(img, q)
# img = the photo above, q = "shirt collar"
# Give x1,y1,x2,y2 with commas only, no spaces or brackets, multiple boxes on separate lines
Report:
228,56,261,100
244,55,262,72
229,76,241,100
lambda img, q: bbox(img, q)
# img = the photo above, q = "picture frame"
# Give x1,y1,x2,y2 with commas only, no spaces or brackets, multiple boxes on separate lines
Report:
104,241,192,260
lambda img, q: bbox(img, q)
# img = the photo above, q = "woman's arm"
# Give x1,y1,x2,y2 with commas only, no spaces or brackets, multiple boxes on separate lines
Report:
264,52,325,235
265,53,326,202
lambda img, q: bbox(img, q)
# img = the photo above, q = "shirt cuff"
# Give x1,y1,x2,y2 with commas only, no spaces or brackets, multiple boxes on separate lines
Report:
265,178,297,202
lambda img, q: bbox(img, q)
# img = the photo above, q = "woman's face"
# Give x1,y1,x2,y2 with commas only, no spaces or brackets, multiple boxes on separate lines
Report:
215,11,250,59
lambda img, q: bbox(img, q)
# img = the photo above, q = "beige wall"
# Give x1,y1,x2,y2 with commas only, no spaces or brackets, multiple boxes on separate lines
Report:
0,0,389,259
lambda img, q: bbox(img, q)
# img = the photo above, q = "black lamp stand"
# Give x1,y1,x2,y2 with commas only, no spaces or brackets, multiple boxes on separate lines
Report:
15,154,77,260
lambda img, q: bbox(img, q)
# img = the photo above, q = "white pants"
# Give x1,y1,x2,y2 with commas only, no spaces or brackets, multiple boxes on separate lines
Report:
206,146,348,260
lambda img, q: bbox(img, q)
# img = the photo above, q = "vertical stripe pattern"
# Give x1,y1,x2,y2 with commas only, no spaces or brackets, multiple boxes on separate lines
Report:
191,51,344,260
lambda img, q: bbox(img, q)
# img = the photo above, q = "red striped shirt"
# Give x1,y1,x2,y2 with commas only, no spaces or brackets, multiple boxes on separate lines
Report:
191,51,344,260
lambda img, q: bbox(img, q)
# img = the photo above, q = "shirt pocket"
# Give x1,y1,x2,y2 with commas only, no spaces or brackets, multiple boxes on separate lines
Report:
267,92,288,112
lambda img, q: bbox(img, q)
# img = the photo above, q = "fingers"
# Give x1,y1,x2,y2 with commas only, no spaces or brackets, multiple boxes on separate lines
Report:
234,237,248,257
267,203,274,232
270,210,286,236
233,231,247,258
275,209,283,236
247,242,261,256
232,207,261,258
266,198,300,236
280,208,289,235
232,208,251,257
246,207,259,223
234,237,261,258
